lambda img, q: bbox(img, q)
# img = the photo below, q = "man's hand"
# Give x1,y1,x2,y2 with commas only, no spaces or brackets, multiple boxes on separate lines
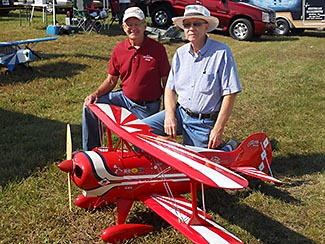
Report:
208,128,223,149
164,116,177,139
84,93,97,106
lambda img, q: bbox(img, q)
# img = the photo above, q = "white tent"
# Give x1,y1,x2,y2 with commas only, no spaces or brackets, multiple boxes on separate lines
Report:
52,0,56,25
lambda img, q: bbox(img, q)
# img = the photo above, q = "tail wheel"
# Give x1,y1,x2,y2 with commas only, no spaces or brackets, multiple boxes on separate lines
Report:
229,18,253,41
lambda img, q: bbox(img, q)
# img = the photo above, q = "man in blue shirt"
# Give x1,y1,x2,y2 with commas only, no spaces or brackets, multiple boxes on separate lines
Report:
143,5,242,149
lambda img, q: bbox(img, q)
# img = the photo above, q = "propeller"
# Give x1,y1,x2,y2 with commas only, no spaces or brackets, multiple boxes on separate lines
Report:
66,124,72,211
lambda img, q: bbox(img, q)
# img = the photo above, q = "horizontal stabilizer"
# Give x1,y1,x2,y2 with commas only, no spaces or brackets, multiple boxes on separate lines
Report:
231,166,283,184
141,194,243,244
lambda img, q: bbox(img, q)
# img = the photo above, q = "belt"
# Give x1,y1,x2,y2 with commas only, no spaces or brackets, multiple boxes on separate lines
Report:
131,98,160,105
181,106,218,120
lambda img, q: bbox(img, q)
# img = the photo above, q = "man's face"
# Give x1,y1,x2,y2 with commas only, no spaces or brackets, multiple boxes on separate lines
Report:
183,18,208,42
122,17,147,41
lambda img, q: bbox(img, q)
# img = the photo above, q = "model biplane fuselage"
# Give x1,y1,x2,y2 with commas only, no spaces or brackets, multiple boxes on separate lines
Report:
0,37,57,72
58,104,282,244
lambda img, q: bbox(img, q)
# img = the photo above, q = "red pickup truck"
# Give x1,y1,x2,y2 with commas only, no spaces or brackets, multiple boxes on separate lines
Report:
146,0,276,41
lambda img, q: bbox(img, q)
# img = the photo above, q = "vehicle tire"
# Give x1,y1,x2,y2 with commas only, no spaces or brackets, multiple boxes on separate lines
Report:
275,18,290,36
229,18,253,41
150,5,173,29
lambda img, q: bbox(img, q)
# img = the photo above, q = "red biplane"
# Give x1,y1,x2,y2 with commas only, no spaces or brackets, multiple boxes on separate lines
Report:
58,103,282,243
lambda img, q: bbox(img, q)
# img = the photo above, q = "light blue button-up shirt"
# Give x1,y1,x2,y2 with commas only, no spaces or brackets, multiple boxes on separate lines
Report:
166,38,241,114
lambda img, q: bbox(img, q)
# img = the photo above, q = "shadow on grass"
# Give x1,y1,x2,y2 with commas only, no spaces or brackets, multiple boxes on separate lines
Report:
273,153,325,177
0,108,82,188
0,12,21,22
269,137,324,181
122,185,317,244
0,60,88,85
203,189,317,244
72,53,110,61
289,30,325,38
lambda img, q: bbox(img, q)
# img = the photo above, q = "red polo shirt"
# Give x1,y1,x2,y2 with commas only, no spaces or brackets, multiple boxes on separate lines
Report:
108,37,170,101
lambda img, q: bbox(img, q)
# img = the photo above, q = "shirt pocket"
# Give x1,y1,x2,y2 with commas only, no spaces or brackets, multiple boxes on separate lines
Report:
199,73,217,94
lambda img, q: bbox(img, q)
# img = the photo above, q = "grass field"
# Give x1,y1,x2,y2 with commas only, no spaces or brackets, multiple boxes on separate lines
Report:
0,10,324,244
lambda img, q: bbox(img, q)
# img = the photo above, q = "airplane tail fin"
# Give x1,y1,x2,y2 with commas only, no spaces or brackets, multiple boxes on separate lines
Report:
231,132,273,171
189,132,282,184
229,132,282,184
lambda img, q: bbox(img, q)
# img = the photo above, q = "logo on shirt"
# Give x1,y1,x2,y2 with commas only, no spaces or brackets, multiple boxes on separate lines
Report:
143,54,154,61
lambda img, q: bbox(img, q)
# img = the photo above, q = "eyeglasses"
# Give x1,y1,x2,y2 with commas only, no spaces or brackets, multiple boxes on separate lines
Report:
124,21,144,28
183,21,208,29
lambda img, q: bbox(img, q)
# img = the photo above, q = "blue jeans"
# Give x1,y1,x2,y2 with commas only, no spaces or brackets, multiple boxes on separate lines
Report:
82,90,161,150
142,104,218,147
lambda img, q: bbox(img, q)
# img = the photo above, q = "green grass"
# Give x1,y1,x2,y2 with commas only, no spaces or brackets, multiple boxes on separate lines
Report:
1,10,324,244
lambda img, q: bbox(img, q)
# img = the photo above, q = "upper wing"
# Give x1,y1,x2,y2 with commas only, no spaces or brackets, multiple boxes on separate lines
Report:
140,194,244,244
0,37,57,47
0,41,16,47
89,103,248,189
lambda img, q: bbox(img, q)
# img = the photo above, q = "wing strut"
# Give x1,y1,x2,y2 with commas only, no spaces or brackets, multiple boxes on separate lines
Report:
189,180,207,226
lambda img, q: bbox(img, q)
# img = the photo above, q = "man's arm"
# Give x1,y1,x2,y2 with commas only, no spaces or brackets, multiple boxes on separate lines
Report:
164,87,178,139
161,76,168,89
84,74,119,106
208,93,237,149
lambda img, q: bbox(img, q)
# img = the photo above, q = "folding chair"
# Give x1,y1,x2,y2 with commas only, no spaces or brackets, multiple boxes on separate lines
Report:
72,0,90,32
73,0,108,33
108,0,119,28
87,9,108,33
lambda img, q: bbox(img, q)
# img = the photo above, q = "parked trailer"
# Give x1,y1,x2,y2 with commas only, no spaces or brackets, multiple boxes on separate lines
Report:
248,0,325,35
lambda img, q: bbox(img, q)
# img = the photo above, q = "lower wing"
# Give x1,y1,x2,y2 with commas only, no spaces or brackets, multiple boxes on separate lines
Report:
140,194,243,244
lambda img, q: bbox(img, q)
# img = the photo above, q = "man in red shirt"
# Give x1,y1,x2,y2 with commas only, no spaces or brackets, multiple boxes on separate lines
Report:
82,7,170,150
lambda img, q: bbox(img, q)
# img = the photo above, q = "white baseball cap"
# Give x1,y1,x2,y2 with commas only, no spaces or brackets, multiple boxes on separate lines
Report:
172,5,219,32
123,7,145,22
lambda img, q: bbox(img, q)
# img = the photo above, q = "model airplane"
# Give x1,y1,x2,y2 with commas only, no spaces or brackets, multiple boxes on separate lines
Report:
58,103,282,243
146,25,186,42
0,37,57,72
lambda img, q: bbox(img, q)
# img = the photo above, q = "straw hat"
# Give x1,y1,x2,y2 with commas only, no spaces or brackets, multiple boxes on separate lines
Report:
172,5,219,32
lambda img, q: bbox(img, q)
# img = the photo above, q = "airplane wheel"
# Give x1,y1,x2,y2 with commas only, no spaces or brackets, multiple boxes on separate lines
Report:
102,224,153,243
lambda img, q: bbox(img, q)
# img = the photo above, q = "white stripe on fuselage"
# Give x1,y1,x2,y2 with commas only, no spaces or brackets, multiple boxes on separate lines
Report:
86,151,121,181
84,151,188,197
85,151,186,181
84,177,189,197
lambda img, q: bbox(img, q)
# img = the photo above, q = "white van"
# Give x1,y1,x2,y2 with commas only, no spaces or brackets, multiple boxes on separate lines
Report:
246,0,325,35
